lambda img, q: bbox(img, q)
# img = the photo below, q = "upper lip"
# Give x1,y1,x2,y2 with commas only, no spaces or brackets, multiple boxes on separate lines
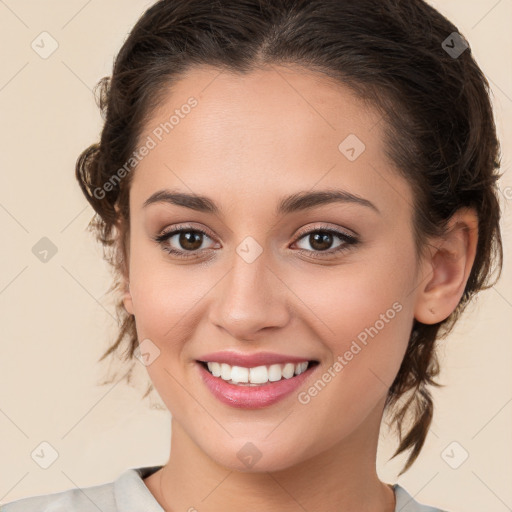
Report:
197,351,317,368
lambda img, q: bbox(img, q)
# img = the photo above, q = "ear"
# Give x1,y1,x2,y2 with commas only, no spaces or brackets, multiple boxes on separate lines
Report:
414,207,479,324
117,224,133,316
122,279,134,315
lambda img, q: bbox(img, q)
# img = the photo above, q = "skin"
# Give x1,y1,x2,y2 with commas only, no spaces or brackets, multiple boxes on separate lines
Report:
121,64,478,512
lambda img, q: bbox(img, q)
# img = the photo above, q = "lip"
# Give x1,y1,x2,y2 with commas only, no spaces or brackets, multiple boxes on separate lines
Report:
196,360,320,409
197,350,317,367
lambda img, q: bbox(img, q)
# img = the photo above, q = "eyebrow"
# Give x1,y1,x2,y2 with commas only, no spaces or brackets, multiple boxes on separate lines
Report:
143,188,380,215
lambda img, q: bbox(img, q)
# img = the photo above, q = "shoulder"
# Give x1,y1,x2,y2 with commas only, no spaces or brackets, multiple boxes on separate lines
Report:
0,480,116,512
0,465,163,512
393,484,451,512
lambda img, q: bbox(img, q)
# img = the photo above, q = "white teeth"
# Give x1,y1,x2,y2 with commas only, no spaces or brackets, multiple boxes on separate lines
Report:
295,361,308,375
220,363,231,380
209,362,222,377
268,364,282,382
205,361,311,385
249,365,268,384
282,362,295,379
230,366,249,384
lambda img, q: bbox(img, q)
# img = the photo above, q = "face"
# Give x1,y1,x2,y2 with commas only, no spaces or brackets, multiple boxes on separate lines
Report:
122,64,425,472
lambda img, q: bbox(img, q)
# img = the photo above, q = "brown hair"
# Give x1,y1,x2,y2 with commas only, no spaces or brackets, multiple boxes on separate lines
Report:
75,0,503,475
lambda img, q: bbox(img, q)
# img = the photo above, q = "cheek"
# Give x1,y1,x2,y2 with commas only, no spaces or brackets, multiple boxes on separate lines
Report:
292,250,412,344
129,270,198,341
290,245,415,389
127,241,218,346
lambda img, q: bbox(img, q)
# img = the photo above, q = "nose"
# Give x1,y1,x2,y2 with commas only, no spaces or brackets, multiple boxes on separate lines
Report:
208,251,291,341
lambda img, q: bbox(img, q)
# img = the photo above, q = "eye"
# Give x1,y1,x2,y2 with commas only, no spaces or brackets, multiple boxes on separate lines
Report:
153,224,217,259
292,224,359,259
153,223,359,260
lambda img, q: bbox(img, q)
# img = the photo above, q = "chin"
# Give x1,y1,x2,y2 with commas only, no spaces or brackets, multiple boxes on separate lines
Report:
203,437,308,474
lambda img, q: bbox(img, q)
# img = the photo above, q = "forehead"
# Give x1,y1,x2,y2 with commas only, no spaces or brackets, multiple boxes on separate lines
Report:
130,64,413,221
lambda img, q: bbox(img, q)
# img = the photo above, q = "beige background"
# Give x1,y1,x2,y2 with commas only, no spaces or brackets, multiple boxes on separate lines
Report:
0,1,511,510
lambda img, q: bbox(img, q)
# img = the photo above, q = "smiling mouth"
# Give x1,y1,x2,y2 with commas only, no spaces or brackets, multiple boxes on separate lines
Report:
197,360,320,386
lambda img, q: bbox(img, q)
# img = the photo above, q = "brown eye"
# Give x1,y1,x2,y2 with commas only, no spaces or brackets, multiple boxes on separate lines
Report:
176,230,204,251
294,227,358,257
154,225,216,259
153,223,359,260
305,231,335,251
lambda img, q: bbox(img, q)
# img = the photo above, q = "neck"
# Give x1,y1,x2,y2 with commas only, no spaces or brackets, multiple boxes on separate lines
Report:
147,401,395,512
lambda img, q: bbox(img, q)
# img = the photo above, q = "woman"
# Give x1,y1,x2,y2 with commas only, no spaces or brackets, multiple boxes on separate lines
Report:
2,0,503,511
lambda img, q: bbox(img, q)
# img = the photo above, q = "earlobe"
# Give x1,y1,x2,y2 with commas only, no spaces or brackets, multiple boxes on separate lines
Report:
414,207,479,325
118,231,133,315
123,281,134,315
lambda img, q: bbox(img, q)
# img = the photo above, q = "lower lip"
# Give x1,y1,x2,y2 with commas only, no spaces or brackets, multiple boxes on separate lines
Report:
196,362,318,409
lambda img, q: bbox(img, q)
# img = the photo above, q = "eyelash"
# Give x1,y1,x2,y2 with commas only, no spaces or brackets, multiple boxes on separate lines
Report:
153,223,359,260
